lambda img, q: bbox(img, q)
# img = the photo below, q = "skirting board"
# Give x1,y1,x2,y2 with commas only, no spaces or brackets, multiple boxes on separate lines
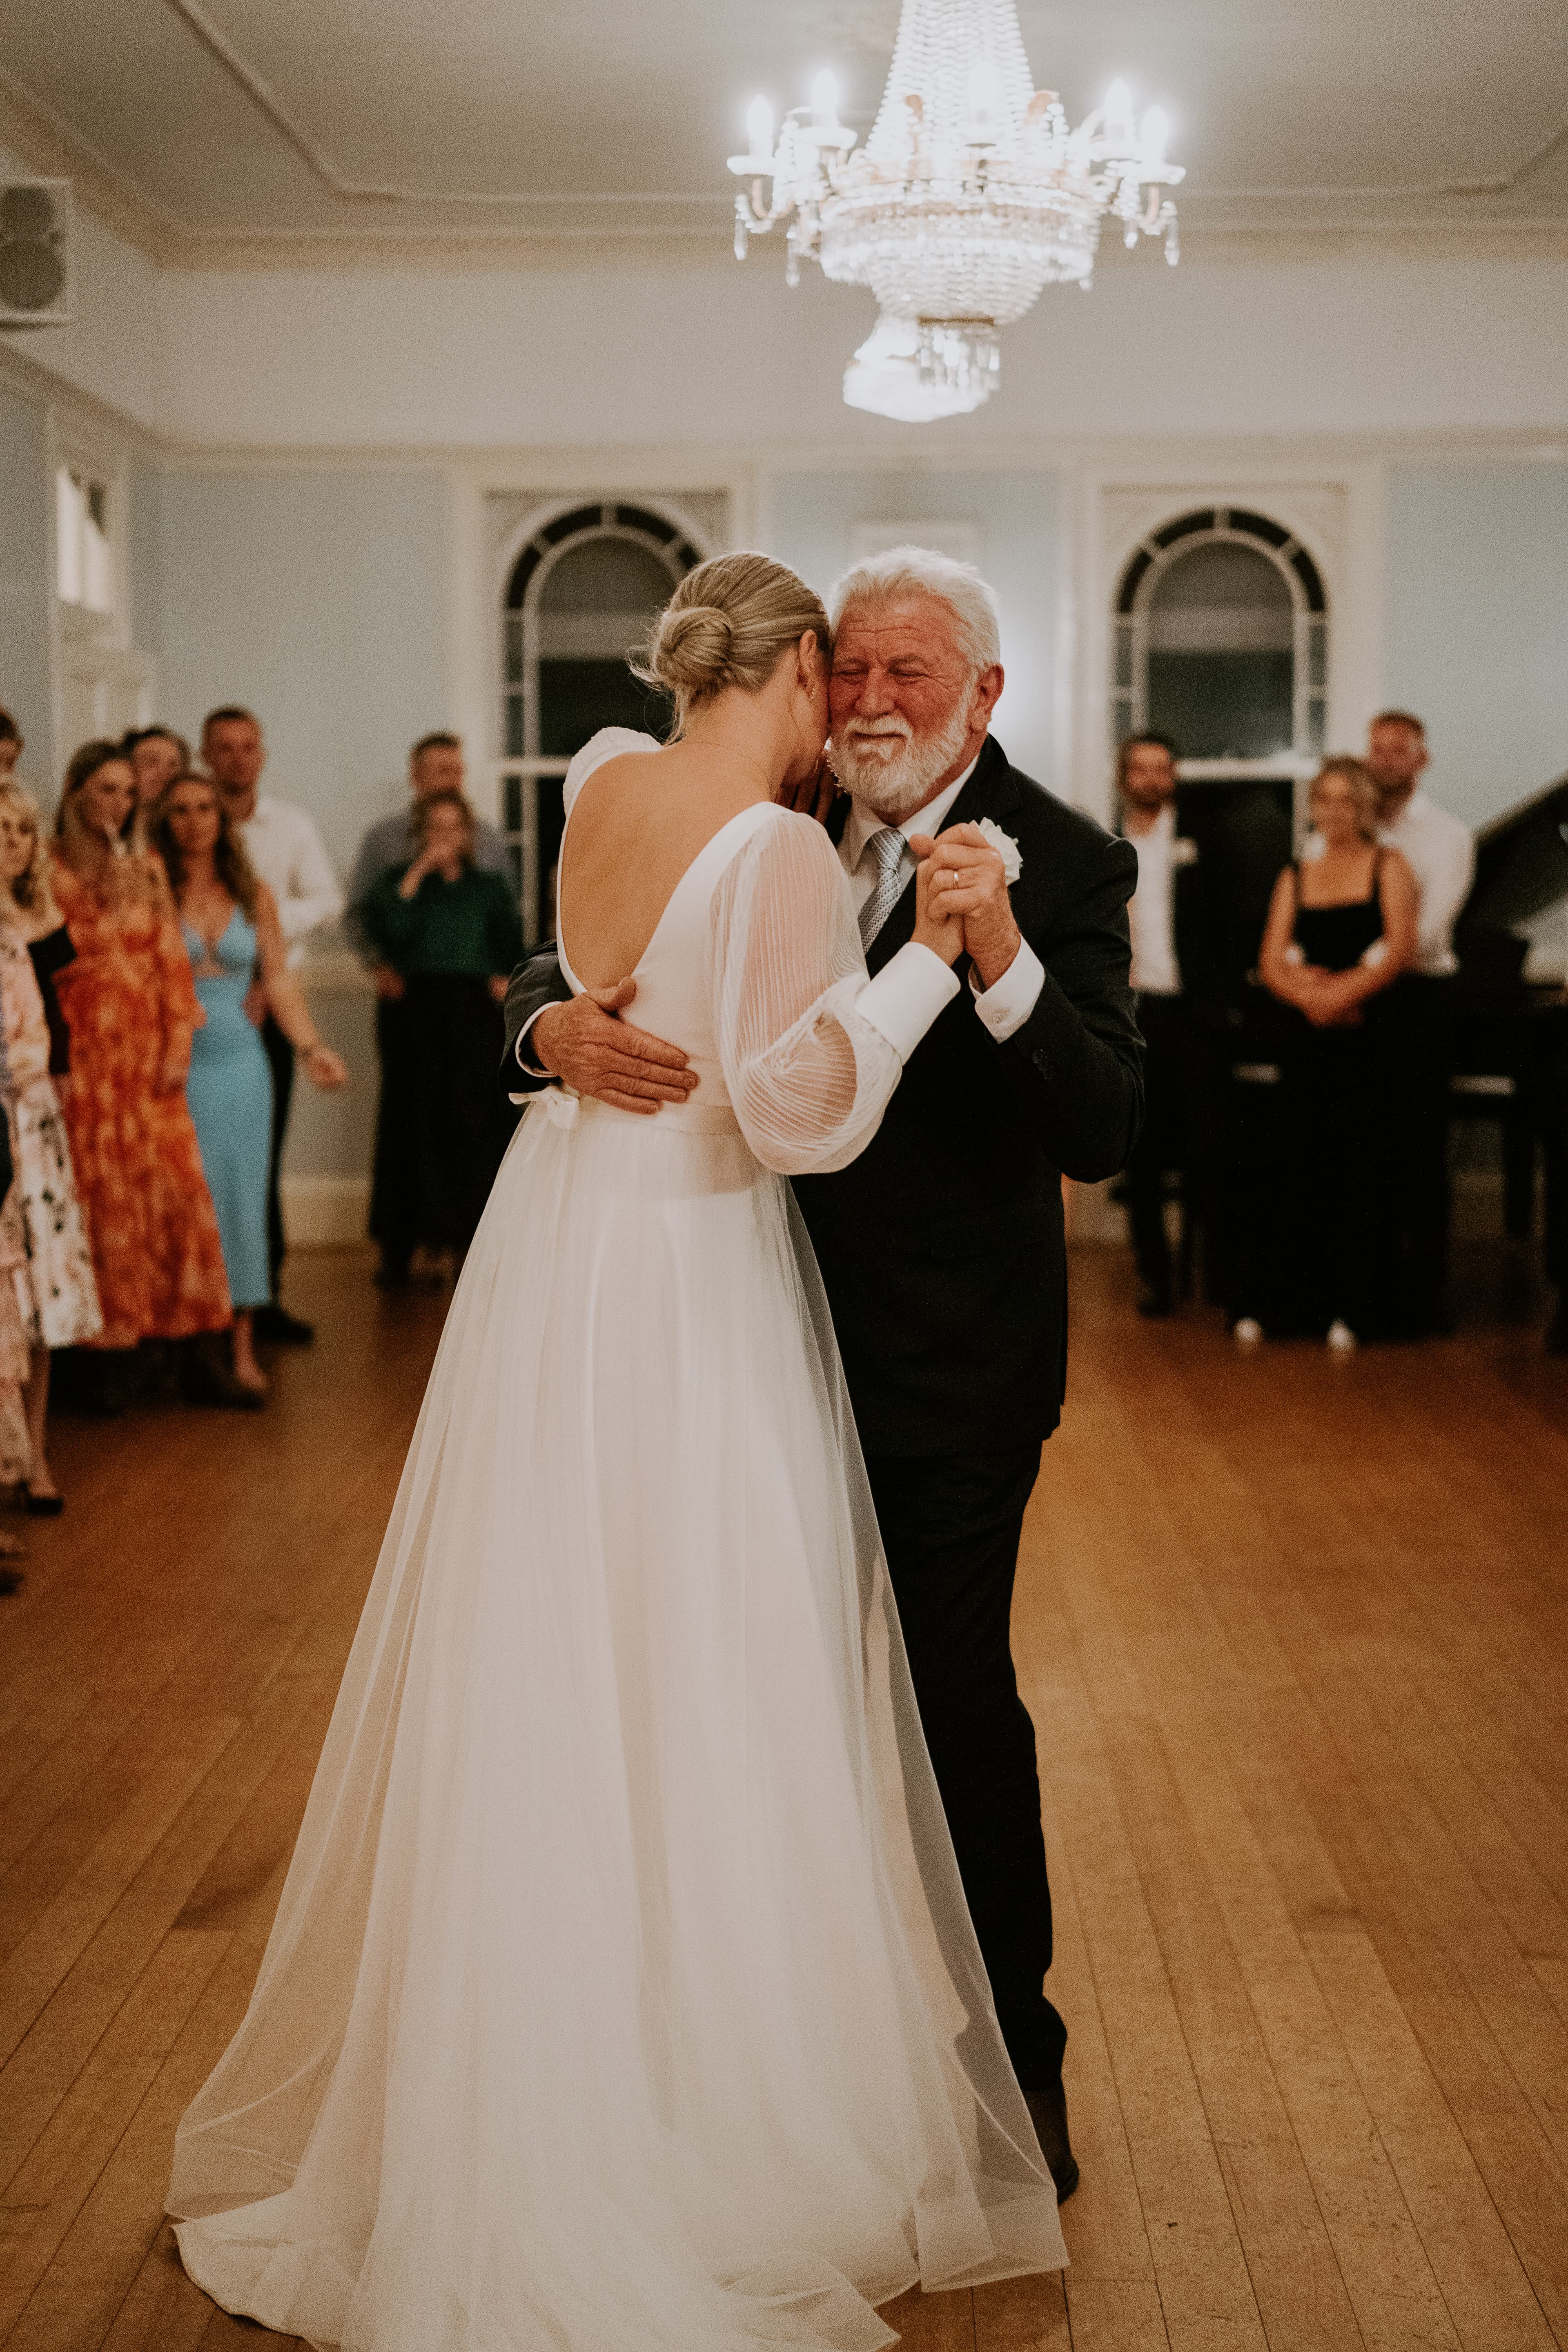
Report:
281,1174,371,1248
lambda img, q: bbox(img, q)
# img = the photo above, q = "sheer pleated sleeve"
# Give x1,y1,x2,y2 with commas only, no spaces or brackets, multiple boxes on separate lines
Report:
708,808,959,1177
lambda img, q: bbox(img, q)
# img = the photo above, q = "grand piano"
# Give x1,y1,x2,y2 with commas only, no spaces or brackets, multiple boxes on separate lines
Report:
1444,769,1568,1336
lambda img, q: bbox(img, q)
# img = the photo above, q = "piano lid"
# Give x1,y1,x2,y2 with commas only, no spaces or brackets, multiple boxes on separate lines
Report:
1461,770,1568,933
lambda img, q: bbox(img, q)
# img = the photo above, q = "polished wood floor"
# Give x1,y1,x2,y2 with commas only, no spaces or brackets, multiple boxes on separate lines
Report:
1,1244,1565,2352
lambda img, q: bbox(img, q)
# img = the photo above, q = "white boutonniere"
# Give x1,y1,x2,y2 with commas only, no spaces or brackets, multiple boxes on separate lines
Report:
976,818,1023,883
1170,835,1199,867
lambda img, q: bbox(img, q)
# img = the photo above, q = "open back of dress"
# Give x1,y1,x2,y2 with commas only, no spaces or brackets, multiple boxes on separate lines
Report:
169,728,1065,2352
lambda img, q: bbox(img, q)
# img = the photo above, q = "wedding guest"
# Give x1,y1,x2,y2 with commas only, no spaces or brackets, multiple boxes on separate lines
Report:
0,781,103,1505
363,786,522,1267
154,774,348,1398
1258,756,1418,1348
203,707,343,1344
1363,710,1475,1332
1114,735,1282,1315
0,708,23,778
346,733,508,1288
49,740,242,1413
124,725,191,813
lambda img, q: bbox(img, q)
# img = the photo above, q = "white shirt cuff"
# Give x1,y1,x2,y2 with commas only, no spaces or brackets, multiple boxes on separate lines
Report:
514,1004,554,1078
967,935,1045,1041
854,942,961,1063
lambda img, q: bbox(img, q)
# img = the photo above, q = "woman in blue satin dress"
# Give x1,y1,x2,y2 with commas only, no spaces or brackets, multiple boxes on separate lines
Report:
154,776,348,1397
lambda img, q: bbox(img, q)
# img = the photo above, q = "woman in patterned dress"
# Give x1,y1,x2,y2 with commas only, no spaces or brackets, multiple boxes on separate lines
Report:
49,741,245,1414
0,781,103,1505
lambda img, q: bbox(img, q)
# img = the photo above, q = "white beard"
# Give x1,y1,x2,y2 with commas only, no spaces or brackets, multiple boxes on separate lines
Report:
832,697,975,825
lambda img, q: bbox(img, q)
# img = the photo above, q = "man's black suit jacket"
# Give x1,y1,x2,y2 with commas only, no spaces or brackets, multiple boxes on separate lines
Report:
502,735,1143,1458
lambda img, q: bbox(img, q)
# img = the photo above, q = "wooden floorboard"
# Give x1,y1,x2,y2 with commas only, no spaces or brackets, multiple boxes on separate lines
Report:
0,1241,1564,2349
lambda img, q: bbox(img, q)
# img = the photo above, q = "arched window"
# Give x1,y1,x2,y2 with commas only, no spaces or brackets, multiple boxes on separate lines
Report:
1112,507,1327,771
500,502,708,942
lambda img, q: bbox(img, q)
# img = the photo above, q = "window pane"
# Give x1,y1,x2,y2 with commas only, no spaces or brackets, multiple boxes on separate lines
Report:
1147,652,1294,760
539,660,672,760
56,467,84,606
83,496,113,613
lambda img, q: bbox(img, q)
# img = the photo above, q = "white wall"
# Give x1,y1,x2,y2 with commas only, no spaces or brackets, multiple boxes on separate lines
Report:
1388,459,1568,825
0,380,51,776
151,252,1568,451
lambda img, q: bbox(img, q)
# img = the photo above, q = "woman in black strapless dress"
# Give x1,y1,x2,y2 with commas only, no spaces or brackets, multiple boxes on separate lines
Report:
1258,757,1418,1345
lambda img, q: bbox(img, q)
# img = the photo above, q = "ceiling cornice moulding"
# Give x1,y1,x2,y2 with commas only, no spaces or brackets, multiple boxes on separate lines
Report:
1,55,1565,278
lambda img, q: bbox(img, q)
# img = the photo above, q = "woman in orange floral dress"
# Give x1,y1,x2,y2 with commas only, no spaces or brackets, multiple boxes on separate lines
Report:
50,740,252,1412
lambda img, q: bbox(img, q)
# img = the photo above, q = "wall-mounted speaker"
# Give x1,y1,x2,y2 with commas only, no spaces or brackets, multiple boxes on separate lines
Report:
0,180,73,328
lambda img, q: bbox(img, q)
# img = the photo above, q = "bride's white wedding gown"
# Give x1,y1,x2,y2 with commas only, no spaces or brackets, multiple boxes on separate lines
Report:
169,728,1066,2351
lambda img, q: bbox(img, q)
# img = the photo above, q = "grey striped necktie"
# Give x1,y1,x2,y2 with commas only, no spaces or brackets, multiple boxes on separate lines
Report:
858,826,908,951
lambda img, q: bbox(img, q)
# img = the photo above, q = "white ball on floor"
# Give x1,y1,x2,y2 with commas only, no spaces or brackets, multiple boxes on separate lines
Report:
1232,1317,1264,1345
1326,1319,1358,1353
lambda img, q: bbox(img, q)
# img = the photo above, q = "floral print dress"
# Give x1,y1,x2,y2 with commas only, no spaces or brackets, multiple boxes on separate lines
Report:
51,857,232,1349
0,924,103,1350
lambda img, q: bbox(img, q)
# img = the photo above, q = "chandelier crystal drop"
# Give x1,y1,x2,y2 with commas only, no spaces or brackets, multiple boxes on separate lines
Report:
728,0,1183,421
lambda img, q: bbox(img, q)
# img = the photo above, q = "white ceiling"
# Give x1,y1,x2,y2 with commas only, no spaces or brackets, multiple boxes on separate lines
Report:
1,0,1564,253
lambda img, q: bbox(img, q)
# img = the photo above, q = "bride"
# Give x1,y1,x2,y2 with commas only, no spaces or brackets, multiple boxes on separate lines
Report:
168,553,1067,2351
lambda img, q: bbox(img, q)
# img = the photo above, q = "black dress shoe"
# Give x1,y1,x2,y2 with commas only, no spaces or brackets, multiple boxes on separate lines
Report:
1546,1295,1568,1356
252,1303,315,1346
1136,1289,1172,1320
1025,2079,1080,2204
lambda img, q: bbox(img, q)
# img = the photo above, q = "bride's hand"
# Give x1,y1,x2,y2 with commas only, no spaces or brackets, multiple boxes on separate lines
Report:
909,836,964,967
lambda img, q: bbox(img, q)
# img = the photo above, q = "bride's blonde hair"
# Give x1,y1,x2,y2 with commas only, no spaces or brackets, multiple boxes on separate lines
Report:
635,554,830,735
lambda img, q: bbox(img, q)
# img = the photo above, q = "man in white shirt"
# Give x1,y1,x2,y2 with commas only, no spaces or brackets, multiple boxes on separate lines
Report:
1364,709,1474,1331
1368,711,1474,976
204,705,346,1345
1120,735,1205,1314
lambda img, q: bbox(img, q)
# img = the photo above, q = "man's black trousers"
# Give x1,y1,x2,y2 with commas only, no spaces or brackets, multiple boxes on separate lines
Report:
1123,991,1232,1307
863,1442,1065,2091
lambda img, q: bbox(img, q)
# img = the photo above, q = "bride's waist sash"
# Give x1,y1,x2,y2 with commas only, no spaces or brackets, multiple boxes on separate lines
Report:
535,1089,742,1139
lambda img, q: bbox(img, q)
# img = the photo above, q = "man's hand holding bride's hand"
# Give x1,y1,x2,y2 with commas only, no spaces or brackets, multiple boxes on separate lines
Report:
918,824,1020,988
532,980,699,1117
773,744,839,829
908,835,964,967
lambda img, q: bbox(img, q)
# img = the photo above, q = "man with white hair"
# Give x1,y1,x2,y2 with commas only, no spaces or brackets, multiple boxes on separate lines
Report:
502,548,1143,2199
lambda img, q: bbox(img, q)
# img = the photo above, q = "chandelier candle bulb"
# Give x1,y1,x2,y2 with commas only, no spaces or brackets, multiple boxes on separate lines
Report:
1139,107,1169,168
1102,78,1137,151
747,97,774,163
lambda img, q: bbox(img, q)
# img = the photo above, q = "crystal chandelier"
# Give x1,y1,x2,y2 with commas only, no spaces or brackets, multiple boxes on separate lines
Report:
728,0,1183,421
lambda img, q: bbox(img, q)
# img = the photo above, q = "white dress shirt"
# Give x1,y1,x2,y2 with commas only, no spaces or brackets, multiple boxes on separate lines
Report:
1125,802,1181,997
840,755,1045,1042
1376,789,1474,977
240,796,346,969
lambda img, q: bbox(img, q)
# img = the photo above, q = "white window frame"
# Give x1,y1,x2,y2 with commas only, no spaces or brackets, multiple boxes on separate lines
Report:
494,496,717,938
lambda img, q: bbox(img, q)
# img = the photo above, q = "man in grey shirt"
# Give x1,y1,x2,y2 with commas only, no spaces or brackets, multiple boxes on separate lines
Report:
347,732,510,1285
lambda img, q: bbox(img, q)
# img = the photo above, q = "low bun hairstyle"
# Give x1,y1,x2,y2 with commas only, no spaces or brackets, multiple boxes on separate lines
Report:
635,553,830,733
